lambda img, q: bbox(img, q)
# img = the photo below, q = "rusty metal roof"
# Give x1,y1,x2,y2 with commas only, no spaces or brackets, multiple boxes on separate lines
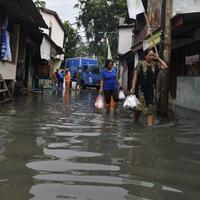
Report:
0,0,48,28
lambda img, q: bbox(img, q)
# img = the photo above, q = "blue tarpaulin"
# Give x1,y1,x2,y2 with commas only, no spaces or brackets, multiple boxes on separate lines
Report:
1,16,12,61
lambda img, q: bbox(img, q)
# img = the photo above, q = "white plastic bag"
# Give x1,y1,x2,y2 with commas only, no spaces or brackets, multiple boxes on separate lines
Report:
118,89,126,100
62,78,66,89
123,95,140,110
95,94,104,110
72,81,76,90
89,76,93,83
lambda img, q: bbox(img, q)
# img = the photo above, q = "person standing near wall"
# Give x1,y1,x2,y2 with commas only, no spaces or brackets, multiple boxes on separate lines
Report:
76,68,82,90
51,70,57,94
55,69,63,91
131,49,168,127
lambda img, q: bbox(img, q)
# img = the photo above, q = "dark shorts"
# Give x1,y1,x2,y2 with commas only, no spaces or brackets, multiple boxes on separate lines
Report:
104,90,118,104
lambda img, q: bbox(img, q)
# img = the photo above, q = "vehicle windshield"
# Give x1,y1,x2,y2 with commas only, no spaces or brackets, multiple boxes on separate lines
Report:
90,67,100,74
89,65,103,74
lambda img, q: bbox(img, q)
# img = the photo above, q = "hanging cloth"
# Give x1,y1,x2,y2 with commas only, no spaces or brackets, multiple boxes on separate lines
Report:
1,16,12,61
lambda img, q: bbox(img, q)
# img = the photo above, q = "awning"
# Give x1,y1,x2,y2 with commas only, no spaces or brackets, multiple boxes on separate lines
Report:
0,0,48,28
143,31,161,50
171,12,200,38
40,33,64,61
40,37,51,60
132,42,143,53
132,27,161,52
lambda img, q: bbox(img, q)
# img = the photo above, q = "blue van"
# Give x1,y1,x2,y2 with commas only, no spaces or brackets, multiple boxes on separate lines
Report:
81,64,102,89
65,57,102,89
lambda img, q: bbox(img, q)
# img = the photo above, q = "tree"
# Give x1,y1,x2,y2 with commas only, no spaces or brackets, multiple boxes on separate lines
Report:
63,21,81,59
75,0,127,62
34,0,46,8
74,42,90,57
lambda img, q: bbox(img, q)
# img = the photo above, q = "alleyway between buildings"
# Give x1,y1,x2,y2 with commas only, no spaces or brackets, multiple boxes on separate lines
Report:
0,89,200,200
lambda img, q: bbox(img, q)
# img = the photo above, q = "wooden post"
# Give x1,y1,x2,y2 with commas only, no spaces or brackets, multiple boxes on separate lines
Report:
157,0,172,117
144,12,159,55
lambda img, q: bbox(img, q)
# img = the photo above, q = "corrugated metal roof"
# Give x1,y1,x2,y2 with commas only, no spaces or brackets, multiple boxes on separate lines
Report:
0,0,48,28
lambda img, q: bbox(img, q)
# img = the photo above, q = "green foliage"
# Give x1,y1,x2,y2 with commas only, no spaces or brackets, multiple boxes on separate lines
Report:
63,21,81,59
76,0,127,62
74,42,90,57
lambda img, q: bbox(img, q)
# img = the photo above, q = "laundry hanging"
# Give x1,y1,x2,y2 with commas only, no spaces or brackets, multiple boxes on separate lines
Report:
1,16,12,61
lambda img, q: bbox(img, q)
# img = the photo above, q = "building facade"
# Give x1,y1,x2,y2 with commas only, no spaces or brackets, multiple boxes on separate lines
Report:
0,0,47,95
38,7,65,81
118,17,135,91
118,0,200,112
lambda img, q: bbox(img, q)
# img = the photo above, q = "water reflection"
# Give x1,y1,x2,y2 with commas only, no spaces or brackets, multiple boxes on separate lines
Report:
30,184,129,200
27,160,120,172
0,90,200,200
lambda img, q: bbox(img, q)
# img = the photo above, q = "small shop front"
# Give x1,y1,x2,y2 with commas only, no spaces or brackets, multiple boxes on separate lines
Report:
172,42,200,112
171,13,200,112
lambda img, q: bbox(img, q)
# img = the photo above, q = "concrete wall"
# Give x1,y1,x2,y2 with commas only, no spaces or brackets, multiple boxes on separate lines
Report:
49,58,62,76
119,60,128,91
118,28,134,55
40,11,64,48
0,62,17,80
173,0,200,16
176,77,200,112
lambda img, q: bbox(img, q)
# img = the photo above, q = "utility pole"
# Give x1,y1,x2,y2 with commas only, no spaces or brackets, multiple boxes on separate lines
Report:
157,0,172,117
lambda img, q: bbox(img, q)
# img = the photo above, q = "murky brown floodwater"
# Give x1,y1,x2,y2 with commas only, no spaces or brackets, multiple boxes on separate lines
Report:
0,89,200,200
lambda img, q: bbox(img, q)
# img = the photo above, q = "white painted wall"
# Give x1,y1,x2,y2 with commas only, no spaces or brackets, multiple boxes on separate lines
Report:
176,77,200,112
173,0,200,16
118,28,134,55
40,11,64,48
0,62,17,80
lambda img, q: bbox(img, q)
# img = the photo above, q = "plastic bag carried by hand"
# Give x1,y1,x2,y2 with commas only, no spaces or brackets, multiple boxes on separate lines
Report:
95,94,104,110
72,81,76,90
118,89,126,100
123,95,140,110
62,78,66,89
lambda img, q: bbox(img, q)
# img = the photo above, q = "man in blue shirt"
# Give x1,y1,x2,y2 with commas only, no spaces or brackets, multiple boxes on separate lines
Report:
55,69,64,91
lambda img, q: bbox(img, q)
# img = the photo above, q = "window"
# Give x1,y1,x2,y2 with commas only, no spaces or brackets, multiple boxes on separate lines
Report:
186,54,200,76
83,65,88,72
185,43,200,76
90,66,100,74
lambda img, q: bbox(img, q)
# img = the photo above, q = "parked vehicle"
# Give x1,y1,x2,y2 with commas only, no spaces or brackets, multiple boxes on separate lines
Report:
82,65,102,89
65,57,102,89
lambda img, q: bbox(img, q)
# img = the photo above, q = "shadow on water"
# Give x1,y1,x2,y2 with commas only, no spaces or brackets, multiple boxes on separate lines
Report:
0,89,200,200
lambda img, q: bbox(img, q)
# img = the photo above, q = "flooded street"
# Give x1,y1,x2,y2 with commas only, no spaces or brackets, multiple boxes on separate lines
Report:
0,89,200,200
